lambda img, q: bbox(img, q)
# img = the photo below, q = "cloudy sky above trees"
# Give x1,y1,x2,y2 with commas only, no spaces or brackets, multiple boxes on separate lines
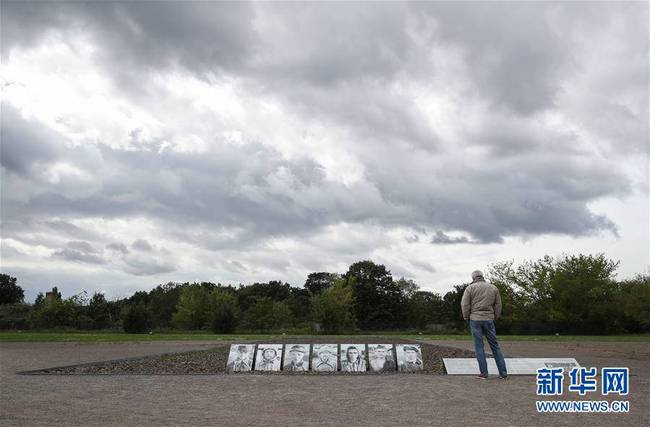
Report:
1,1,648,301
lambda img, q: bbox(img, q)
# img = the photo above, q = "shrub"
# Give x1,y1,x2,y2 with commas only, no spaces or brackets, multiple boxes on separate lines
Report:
0,303,31,329
29,297,82,329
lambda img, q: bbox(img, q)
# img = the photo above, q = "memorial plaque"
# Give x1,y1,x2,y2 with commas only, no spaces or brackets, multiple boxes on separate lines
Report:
312,344,338,372
254,344,283,371
396,344,423,372
367,344,396,372
340,344,367,372
283,344,310,372
226,344,255,372
443,358,580,375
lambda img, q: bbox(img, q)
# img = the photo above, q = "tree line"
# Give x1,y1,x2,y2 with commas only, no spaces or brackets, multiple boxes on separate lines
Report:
0,254,648,334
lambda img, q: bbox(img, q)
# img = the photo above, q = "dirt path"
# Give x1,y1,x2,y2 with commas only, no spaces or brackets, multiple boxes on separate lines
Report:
1,340,648,426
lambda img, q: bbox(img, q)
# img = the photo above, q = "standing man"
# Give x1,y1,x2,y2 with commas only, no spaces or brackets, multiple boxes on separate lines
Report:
461,270,508,379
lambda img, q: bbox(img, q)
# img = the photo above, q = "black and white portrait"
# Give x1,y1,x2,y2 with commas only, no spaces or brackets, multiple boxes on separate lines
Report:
396,344,423,372
226,344,255,373
254,344,283,371
283,344,310,372
340,344,367,372
311,344,337,372
367,344,396,372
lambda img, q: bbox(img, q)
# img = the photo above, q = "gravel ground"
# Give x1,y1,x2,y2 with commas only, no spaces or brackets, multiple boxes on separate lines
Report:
1,340,649,426
19,339,475,375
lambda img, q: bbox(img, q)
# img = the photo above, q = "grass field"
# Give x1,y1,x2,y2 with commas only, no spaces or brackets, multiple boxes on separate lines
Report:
1,331,648,343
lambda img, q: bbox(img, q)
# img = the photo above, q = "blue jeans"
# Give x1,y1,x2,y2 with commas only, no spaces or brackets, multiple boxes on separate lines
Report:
469,320,507,377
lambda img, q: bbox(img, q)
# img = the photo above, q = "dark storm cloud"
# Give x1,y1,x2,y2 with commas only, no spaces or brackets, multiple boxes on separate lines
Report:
53,241,106,265
66,240,99,254
1,1,437,149
417,2,571,114
1,1,256,74
106,242,129,255
131,239,153,252
122,256,175,276
431,231,476,245
3,2,645,153
44,220,99,241
1,139,350,243
409,259,436,273
247,2,439,150
0,104,61,174
1,1,646,256
2,119,628,247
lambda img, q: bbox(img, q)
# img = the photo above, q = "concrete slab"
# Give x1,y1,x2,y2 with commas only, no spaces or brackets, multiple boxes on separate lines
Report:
443,358,580,375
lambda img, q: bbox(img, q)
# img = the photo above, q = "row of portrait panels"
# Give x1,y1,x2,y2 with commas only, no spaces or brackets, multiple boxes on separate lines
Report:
226,343,423,373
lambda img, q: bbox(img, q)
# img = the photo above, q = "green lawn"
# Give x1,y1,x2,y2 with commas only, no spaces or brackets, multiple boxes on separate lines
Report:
1,331,648,343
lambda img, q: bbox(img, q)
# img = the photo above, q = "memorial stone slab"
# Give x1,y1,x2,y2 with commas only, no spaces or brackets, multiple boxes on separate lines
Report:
396,344,423,372
312,344,338,372
367,344,396,372
443,358,580,375
226,344,256,373
340,344,367,372
283,344,310,372
254,344,283,371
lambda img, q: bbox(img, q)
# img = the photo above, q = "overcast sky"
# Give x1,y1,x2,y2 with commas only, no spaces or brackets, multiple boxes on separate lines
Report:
1,1,648,302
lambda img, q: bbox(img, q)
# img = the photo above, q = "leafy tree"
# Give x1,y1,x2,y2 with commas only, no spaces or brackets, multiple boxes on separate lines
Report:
121,304,150,333
489,254,623,334
0,274,24,305
128,290,149,306
237,281,291,311
210,289,239,333
395,278,419,299
617,275,650,332
147,282,183,328
344,260,403,329
87,293,111,329
285,287,312,322
304,272,338,294
242,297,293,331
311,279,355,333
440,284,468,328
34,293,45,308
172,284,212,329
550,254,621,333
407,290,444,329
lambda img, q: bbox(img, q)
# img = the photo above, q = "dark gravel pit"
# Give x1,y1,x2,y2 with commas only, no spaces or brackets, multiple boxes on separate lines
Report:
19,338,475,375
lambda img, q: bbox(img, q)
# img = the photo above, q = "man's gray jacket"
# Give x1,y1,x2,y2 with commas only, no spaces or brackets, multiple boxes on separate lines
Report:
461,280,502,321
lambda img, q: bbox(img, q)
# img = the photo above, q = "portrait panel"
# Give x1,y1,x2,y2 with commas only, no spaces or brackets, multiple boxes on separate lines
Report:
254,344,283,371
367,344,396,372
311,344,338,372
226,344,256,373
396,344,423,372
282,344,310,372
340,344,367,372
